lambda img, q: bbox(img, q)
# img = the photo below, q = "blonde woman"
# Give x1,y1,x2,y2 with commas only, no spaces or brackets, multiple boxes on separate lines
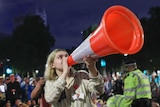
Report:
44,49,104,107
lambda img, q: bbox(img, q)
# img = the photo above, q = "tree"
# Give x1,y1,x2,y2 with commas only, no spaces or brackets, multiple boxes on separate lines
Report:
81,24,98,40
140,6,160,70
7,15,55,76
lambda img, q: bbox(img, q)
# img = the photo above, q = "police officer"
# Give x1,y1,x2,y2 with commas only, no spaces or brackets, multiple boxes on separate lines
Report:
124,60,152,107
106,60,152,107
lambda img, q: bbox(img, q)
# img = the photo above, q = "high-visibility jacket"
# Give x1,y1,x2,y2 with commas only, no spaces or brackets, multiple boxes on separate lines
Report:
124,69,151,99
106,69,151,107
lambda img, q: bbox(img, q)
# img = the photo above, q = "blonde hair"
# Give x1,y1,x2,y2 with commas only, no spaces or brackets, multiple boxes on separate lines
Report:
44,49,67,80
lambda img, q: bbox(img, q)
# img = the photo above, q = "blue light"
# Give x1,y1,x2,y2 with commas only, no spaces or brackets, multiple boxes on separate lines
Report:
100,59,106,67
6,68,12,74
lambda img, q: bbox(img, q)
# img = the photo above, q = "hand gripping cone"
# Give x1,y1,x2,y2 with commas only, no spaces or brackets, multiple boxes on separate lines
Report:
68,5,144,66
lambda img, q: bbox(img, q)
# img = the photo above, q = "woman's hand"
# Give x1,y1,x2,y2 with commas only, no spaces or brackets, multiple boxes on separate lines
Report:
83,55,98,77
37,79,45,87
60,56,71,81
62,57,70,74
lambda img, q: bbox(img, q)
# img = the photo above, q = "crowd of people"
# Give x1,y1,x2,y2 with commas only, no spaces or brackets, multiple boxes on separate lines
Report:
0,48,160,107
0,74,41,107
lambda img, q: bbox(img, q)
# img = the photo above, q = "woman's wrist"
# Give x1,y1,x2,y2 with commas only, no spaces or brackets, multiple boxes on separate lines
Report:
88,67,98,77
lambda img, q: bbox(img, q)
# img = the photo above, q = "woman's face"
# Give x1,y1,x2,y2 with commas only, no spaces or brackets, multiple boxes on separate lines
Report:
52,51,69,70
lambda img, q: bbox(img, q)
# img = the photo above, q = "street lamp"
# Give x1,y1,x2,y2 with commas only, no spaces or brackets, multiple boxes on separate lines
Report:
35,70,39,77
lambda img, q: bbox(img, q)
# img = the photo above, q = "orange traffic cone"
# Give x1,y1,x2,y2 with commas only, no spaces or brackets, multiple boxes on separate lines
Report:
68,5,144,66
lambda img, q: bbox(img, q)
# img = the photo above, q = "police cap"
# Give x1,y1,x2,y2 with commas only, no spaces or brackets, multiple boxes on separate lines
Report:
124,60,136,67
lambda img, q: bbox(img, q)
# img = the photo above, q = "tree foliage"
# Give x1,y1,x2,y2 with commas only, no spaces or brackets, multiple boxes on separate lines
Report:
81,24,98,40
139,6,160,70
0,15,55,75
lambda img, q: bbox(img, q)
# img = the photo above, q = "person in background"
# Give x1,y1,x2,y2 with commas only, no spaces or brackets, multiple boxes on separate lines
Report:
112,73,123,95
21,77,33,102
152,101,160,107
6,74,21,106
44,48,104,107
25,99,32,107
0,75,6,107
143,70,151,82
150,74,159,105
106,60,152,107
15,99,29,107
4,77,10,91
31,99,38,107
6,100,11,107
31,77,51,107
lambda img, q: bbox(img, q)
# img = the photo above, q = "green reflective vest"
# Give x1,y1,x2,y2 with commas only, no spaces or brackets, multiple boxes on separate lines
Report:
124,69,151,99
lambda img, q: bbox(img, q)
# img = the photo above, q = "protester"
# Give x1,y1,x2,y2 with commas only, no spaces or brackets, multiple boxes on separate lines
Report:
44,48,104,107
21,77,33,102
105,60,152,107
0,75,6,107
31,77,51,107
15,99,29,107
6,74,21,106
6,100,11,107
150,74,159,101
112,74,123,95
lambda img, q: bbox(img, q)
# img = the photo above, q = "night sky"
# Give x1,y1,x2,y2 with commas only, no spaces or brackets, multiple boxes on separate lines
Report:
0,0,160,49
